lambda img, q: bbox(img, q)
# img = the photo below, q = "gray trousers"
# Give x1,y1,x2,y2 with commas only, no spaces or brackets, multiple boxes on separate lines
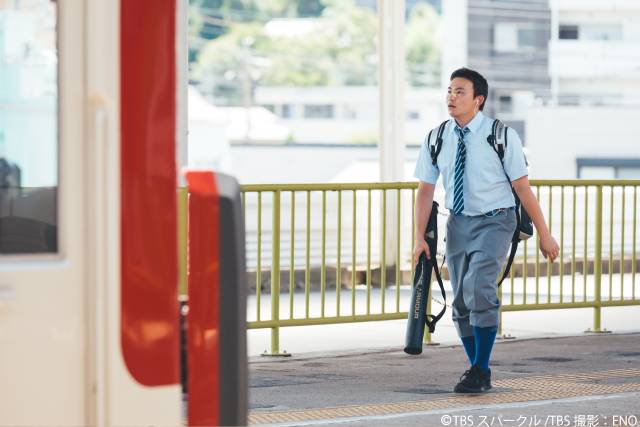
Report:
445,208,516,337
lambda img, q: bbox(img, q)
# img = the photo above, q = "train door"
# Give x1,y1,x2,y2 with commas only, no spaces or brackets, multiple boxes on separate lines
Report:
0,0,185,425
89,0,184,425
0,1,87,425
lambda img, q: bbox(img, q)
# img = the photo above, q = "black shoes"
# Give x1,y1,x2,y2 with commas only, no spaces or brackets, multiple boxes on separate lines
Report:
453,365,492,393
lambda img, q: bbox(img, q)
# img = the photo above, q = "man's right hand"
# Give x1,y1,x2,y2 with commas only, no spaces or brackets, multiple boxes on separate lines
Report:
413,237,430,266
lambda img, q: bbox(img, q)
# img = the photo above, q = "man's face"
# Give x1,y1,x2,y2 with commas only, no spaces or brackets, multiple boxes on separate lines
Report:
447,77,483,118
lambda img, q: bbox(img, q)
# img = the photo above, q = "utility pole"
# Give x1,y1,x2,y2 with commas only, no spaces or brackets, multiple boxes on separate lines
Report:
240,36,254,143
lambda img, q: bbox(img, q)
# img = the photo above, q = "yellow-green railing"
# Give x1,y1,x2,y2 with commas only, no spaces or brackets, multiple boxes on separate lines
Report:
241,183,419,355
220,180,639,355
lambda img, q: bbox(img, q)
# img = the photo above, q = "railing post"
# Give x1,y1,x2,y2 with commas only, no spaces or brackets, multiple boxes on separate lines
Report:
496,282,514,340
178,188,188,296
589,185,606,333
263,190,290,356
272,190,280,354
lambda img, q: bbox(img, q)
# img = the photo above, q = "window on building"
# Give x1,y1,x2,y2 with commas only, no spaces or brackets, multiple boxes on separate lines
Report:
558,94,580,106
342,105,357,120
577,158,640,179
281,104,292,119
304,104,334,119
559,24,579,40
494,23,517,52
581,24,622,41
579,167,615,179
494,22,537,52
517,28,536,49
617,168,640,179
498,95,513,113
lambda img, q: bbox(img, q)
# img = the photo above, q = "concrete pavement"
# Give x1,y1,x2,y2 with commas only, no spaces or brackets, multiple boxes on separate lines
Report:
249,332,640,426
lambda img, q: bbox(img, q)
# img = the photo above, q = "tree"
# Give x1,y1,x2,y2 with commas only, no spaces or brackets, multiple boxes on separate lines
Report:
189,0,228,64
189,0,327,66
405,3,441,86
191,0,440,104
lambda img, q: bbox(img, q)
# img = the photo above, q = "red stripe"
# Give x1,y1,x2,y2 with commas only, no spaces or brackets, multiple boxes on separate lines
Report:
186,171,220,426
120,0,179,386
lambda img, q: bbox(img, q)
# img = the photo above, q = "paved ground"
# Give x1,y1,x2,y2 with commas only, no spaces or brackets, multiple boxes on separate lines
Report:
248,332,640,426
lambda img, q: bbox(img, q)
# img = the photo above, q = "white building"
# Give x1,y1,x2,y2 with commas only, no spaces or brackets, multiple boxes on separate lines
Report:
440,0,551,140
187,86,291,172
549,0,640,106
524,0,640,180
526,105,640,179
254,86,446,145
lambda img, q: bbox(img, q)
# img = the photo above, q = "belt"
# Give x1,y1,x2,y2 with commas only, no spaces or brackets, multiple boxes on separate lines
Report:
480,207,513,217
450,207,514,218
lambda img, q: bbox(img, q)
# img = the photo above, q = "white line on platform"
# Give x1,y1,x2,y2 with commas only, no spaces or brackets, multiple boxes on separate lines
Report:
254,391,640,427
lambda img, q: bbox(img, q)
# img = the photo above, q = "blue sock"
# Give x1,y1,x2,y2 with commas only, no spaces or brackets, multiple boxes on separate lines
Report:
461,336,475,365
472,325,498,372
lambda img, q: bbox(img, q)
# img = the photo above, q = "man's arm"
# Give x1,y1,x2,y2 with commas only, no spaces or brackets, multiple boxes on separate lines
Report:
512,176,559,262
413,181,435,264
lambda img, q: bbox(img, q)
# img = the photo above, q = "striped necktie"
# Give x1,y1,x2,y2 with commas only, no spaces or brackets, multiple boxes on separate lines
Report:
453,127,470,216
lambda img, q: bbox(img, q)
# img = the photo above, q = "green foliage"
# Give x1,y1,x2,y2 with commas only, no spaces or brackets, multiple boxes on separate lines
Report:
192,23,268,103
405,3,441,86
190,0,440,104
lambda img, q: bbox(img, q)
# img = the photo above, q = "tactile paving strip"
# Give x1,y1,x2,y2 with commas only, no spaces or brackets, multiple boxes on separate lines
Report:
249,368,640,425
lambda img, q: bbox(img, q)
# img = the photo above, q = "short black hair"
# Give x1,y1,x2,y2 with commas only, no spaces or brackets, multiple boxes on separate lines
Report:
450,68,488,111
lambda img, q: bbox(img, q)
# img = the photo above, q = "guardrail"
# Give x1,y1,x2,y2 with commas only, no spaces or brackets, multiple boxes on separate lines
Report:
226,180,638,355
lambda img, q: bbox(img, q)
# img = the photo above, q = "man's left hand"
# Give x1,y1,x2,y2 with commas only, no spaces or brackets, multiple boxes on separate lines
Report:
540,234,559,262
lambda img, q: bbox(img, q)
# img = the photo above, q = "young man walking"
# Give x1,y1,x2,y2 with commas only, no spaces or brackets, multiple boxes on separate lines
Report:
413,68,559,393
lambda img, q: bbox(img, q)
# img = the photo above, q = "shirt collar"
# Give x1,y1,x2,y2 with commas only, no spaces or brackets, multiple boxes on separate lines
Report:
450,111,485,136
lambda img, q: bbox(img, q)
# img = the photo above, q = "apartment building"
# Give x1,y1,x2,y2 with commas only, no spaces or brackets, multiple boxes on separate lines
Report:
442,0,551,139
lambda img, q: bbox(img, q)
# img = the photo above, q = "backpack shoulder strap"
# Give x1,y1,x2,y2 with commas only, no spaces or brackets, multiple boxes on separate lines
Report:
497,225,520,287
429,119,449,166
423,200,446,333
486,119,523,287
487,118,507,162
425,256,447,332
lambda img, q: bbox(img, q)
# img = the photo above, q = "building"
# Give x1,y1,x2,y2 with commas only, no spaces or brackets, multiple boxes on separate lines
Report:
549,0,640,107
252,12,447,146
526,105,640,179
442,0,551,139
188,86,291,173
525,0,640,179
255,85,446,145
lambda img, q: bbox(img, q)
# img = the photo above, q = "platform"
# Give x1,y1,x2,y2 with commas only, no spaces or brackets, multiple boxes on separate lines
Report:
249,332,640,426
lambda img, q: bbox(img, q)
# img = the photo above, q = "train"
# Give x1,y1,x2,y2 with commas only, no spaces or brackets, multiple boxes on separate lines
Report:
0,1,247,425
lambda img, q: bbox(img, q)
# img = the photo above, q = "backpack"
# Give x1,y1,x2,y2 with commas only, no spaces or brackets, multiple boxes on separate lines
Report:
427,118,533,286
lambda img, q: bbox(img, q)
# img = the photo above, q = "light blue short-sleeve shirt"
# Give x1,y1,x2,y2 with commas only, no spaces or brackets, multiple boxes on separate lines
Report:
413,111,528,216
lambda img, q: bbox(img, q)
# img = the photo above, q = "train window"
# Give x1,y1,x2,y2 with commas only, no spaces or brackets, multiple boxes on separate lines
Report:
0,0,58,254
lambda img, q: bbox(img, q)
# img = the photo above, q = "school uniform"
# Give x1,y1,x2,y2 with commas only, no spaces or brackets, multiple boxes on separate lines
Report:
414,110,528,392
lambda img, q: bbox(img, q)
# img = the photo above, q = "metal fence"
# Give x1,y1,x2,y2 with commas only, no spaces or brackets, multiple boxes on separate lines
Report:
238,180,640,355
